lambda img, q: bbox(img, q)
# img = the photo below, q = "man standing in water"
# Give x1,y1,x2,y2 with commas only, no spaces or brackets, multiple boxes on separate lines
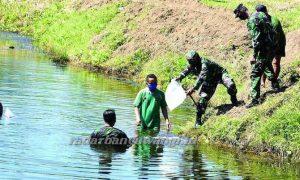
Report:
176,50,238,127
234,4,280,108
134,74,171,131
255,5,286,88
90,109,129,146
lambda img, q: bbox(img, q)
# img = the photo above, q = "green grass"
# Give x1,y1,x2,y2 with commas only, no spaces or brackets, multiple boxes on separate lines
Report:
105,48,151,76
140,52,188,87
177,58,300,159
0,0,126,62
1,0,300,160
35,2,122,62
200,0,300,32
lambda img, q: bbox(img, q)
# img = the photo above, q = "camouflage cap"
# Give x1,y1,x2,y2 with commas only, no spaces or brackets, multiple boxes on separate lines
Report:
233,4,248,18
186,50,199,60
256,4,267,13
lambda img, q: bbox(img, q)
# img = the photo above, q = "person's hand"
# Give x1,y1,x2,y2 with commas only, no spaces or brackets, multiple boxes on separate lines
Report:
250,57,256,65
186,88,195,96
166,119,171,131
174,77,181,82
135,118,141,126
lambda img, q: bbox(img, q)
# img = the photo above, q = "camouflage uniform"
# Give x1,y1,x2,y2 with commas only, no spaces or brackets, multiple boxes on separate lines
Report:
247,12,278,101
90,127,129,146
178,57,237,117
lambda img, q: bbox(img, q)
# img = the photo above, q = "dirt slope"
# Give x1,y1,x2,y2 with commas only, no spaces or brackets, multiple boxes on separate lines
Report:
285,29,300,63
113,0,250,62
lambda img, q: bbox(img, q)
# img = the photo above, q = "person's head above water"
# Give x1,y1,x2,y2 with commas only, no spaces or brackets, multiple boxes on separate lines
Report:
186,50,201,66
234,4,249,20
0,102,3,117
103,109,116,127
146,74,158,91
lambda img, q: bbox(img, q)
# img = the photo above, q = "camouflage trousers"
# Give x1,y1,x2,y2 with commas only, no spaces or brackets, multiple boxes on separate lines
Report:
250,58,276,100
197,70,237,115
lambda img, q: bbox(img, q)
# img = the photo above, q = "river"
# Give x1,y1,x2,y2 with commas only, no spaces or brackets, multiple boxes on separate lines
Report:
0,32,299,179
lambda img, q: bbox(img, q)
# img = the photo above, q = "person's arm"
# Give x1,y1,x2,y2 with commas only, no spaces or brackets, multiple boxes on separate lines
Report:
187,63,208,95
133,90,143,125
161,106,170,131
161,93,171,131
247,16,261,60
134,107,141,125
176,65,191,81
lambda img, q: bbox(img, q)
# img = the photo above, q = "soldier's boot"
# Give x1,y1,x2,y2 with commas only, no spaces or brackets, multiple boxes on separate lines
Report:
230,95,238,107
194,112,203,128
246,99,260,109
194,104,205,128
271,80,280,92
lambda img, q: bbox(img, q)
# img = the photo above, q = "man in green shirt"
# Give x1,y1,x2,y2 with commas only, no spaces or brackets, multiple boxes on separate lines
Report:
256,5,286,87
134,74,171,131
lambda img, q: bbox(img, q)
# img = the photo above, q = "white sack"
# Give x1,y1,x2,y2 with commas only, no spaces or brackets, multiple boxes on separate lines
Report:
165,80,186,111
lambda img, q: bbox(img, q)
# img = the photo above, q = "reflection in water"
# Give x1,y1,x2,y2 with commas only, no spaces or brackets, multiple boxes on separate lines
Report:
132,129,164,178
90,146,127,175
1,31,300,179
181,145,232,179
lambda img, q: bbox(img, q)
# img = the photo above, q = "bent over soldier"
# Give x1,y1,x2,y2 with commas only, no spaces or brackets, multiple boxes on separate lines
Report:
176,50,238,127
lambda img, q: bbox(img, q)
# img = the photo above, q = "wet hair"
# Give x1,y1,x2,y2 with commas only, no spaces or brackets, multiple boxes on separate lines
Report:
0,102,3,117
234,4,248,17
146,74,157,83
103,109,116,126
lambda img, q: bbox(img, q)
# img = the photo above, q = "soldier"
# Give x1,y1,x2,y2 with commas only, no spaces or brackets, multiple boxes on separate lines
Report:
175,50,238,126
234,4,280,108
256,5,286,87
90,109,129,146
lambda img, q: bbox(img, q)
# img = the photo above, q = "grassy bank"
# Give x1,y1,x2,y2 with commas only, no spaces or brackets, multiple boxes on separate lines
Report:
177,60,300,161
1,0,300,161
201,0,300,32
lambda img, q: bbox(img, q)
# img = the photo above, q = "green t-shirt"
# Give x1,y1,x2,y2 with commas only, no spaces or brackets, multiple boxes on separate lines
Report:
270,16,286,55
134,88,167,130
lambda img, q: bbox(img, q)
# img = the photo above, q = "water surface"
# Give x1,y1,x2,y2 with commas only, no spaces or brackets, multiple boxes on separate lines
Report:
0,32,299,179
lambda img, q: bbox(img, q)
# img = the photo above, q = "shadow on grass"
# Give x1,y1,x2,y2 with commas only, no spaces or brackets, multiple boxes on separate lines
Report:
215,100,245,115
260,86,289,103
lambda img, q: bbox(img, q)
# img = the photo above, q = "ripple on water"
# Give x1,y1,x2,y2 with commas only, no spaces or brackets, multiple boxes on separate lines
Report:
0,32,299,179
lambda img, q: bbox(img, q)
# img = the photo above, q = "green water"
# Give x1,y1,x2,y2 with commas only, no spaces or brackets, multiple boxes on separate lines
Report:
0,32,299,179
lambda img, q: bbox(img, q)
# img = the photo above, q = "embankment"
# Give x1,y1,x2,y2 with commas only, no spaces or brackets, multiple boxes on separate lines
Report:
1,0,300,161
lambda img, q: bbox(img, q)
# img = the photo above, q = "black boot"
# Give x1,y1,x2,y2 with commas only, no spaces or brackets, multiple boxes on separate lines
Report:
194,114,203,128
195,104,204,128
231,95,238,106
271,80,280,92
245,99,260,108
